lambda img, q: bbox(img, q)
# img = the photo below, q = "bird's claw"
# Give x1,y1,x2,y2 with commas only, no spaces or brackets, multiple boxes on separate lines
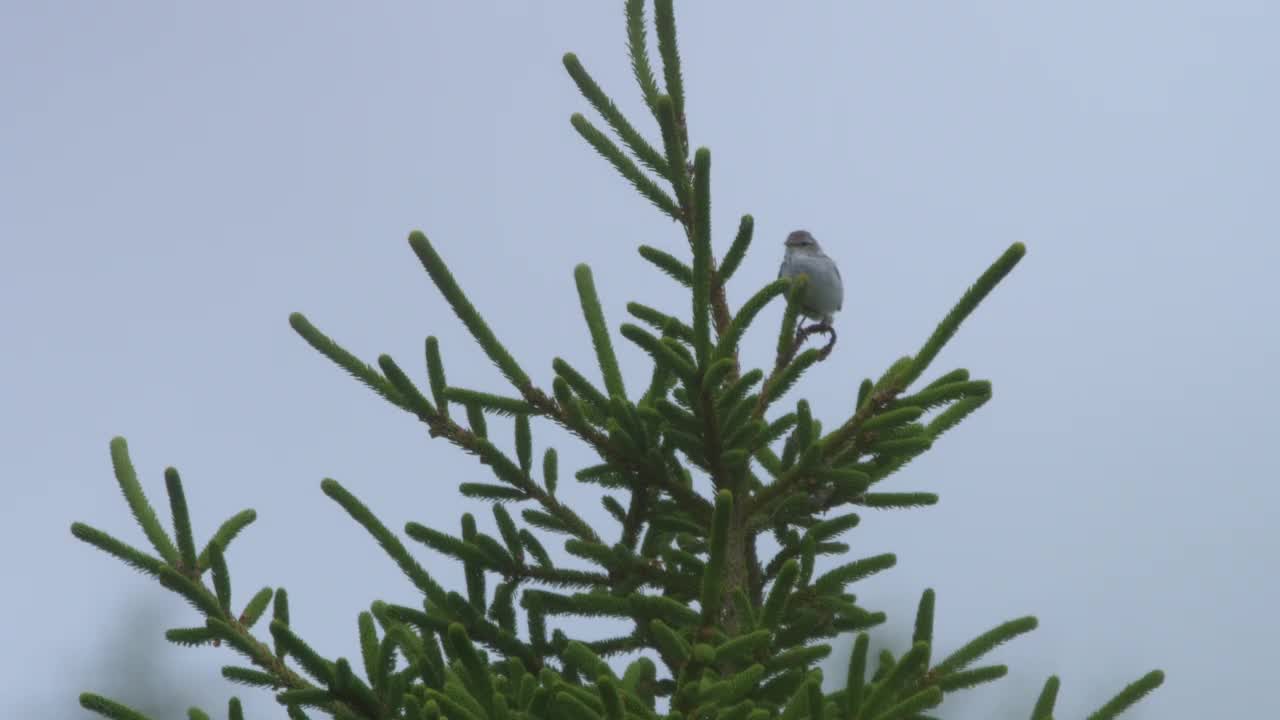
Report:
780,321,838,366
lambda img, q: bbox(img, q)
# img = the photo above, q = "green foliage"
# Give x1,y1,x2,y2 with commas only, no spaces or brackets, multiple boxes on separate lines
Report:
71,2,1161,719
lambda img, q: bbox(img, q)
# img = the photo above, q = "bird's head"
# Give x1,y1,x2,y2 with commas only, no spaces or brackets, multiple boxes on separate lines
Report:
785,230,821,253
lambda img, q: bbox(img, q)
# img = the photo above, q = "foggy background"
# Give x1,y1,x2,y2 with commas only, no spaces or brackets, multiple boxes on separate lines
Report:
4,2,1277,717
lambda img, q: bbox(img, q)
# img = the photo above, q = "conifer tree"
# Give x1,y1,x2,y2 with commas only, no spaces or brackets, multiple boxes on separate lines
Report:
72,2,1163,719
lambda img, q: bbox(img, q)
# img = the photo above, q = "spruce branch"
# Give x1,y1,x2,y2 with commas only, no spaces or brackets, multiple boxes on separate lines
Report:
241,587,274,628
575,264,628,399
571,113,681,221
653,0,687,142
699,490,734,625
1085,670,1165,720
691,146,713,367
408,232,534,392
893,379,991,412
542,447,559,495
869,685,943,720
934,664,1008,693
903,242,1026,388
926,393,990,440
858,493,939,509
320,478,449,606
773,276,808,368
655,95,692,214
844,633,870,716
638,244,693,286
166,626,218,647
71,522,167,578
932,616,1039,676
197,509,257,572
1030,675,1060,719
164,467,199,573
563,52,668,177
913,588,935,665
719,214,754,284
624,0,662,114
859,642,931,719
157,564,225,619
377,353,438,422
515,414,533,474
79,694,152,720
425,335,451,418
717,278,789,361
109,436,179,566
621,322,697,386
288,312,407,411
553,357,612,418
443,387,535,417
627,301,694,343
208,542,232,615
73,4,1165,717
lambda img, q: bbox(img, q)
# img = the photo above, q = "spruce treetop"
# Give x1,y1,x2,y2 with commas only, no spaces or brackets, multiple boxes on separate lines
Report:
73,2,1162,719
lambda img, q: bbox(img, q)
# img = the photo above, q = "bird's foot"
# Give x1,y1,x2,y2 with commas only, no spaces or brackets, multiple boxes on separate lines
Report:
781,321,838,366
800,321,837,353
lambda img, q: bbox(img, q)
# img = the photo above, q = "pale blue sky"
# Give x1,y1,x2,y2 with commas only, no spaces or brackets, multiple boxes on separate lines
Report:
4,2,1277,718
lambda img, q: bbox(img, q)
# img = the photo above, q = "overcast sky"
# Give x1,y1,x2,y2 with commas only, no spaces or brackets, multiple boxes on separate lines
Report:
4,2,1277,718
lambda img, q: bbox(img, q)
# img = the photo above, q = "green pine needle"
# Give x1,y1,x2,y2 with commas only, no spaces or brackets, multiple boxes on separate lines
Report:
197,509,256,572
1030,675,1060,719
208,541,232,615
287,313,406,411
563,52,668,177
165,626,218,647
378,354,437,418
157,565,224,618
71,522,166,578
813,553,897,593
775,275,808,360
425,336,451,418
653,0,687,133
270,620,334,685
718,278,789,360
79,693,152,720
575,264,628,399
320,479,448,606
1085,670,1165,720
720,214,754,283
408,232,534,392
620,323,696,385
108,437,180,566
553,357,612,418
239,586,273,628
163,467,198,572
405,522,493,568
571,113,681,220
913,588,936,654
638,244,693,286
624,0,662,114
933,616,1039,676
691,147,713,367
444,387,534,417
935,664,1008,692
905,242,1026,387
627,301,694,343
655,95,691,209
699,490,733,624
860,493,939,509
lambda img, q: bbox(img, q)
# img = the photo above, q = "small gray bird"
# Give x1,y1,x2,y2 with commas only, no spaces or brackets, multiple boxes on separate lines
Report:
778,230,843,327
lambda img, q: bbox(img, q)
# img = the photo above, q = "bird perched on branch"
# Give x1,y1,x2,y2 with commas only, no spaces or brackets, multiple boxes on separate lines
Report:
778,229,843,329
